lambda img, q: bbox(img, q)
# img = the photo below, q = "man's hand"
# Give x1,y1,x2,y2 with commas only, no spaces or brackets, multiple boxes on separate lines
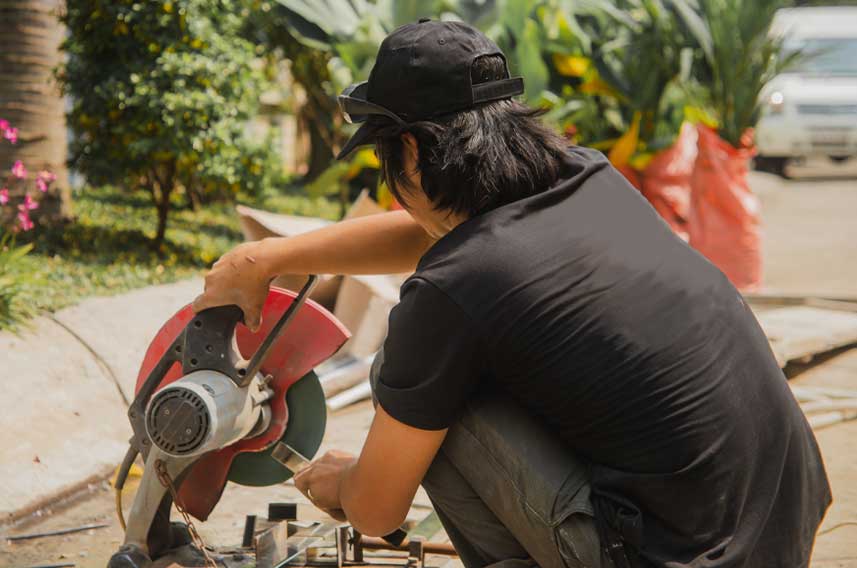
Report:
192,241,274,331
294,450,357,522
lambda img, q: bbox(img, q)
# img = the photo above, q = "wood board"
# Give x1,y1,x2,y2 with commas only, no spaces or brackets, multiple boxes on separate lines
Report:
752,304,857,368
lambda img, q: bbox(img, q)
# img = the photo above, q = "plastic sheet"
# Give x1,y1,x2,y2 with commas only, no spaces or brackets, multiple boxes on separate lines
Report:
689,125,762,291
638,122,697,241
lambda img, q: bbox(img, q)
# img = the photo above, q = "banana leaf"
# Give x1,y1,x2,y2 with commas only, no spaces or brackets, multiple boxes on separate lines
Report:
516,19,550,101
275,0,367,41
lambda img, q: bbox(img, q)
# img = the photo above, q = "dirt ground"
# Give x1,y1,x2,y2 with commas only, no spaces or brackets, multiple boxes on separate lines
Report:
2,159,857,568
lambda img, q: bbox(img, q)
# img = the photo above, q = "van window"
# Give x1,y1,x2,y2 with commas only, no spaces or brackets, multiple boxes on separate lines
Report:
789,38,857,76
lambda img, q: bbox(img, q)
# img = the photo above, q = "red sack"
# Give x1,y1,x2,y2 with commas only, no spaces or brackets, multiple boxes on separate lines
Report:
689,124,762,291
638,122,697,241
615,164,642,191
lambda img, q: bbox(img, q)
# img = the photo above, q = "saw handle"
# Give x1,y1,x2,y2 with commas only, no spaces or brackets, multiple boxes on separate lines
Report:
183,275,318,387
240,274,318,385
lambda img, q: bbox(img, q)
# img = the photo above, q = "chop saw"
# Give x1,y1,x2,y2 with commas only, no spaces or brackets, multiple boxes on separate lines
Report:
108,276,349,568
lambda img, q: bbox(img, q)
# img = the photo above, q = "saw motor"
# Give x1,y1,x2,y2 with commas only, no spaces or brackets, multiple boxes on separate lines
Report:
145,369,273,458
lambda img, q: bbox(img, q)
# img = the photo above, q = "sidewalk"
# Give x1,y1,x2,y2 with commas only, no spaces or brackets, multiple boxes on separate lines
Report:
0,278,202,523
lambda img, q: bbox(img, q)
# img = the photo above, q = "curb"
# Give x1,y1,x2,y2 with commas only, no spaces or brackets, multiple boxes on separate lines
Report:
0,278,203,524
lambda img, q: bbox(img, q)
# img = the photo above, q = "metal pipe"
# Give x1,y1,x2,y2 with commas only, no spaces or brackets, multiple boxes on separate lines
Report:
357,536,458,556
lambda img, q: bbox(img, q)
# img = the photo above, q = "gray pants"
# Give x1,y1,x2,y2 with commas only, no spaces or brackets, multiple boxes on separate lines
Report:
370,351,613,568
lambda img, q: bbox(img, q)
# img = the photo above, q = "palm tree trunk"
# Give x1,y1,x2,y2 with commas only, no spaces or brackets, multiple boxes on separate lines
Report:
0,0,72,226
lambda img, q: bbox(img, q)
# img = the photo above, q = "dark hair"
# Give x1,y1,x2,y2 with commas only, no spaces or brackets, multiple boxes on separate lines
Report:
373,55,570,218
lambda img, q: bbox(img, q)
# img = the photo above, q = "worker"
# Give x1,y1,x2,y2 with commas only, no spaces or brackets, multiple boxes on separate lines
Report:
194,20,831,568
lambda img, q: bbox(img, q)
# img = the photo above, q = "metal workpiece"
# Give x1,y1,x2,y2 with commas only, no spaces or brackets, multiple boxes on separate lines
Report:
271,442,313,475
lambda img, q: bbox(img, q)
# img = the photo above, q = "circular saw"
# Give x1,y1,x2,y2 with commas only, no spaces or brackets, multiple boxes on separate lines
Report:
107,277,349,568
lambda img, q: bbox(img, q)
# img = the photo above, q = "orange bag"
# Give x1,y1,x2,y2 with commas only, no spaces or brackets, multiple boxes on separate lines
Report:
689,125,762,291
637,122,697,241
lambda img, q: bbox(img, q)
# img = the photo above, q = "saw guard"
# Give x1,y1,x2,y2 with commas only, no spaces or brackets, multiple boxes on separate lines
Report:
135,287,349,520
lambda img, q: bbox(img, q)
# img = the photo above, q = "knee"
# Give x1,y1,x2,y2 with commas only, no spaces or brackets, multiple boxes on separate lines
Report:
419,447,475,508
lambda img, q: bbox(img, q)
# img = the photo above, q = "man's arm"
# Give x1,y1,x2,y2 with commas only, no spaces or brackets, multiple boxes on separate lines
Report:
294,404,446,536
193,210,433,329
258,210,433,276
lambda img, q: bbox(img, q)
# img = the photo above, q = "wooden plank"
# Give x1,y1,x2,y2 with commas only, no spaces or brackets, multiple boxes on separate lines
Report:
754,306,857,367
745,293,857,313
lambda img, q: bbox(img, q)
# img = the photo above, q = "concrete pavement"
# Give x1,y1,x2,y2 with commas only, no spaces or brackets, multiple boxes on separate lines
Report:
0,279,202,523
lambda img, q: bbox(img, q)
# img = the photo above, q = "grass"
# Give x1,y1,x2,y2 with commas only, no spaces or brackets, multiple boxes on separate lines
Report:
8,185,341,319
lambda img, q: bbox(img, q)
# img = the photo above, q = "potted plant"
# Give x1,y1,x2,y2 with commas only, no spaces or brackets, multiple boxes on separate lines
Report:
688,0,799,291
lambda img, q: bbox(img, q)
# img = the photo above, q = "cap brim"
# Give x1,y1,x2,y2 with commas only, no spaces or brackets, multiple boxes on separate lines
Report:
336,121,379,160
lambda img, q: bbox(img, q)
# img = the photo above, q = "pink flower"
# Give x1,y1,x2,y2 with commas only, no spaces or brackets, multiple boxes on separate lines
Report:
0,119,8,132
3,127,18,144
0,188,8,205
11,160,27,179
20,194,38,211
36,170,56,192
17,209,34,231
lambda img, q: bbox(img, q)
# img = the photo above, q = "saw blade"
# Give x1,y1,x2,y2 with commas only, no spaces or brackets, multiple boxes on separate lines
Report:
134,287,349,520
228,371,327,486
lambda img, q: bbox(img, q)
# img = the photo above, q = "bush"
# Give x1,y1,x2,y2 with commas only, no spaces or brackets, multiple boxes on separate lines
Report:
60,0,284,247
13,184,339,317
0,234,38,331
1,119,57,330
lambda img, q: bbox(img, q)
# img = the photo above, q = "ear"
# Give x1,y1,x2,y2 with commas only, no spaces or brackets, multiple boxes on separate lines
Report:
401,132,419,164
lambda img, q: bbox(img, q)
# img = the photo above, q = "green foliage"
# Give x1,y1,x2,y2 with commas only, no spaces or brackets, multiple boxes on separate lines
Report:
567,1,706,148
267,0,793,168
245,2,345,181
273,0,567,104
12,185,338,317
693,0,801,148
0,233,38,331
60,0,284,245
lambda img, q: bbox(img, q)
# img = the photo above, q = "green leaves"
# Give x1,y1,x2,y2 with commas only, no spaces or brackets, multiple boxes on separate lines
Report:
61,0,284,242
516,19,551,102
668,0,713,63
694,0,796,147
273,0,367,48
0,232,37,331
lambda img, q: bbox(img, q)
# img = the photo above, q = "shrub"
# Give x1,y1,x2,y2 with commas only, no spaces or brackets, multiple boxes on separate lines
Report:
1,119,53,330
0,234,37,330
60,0,283,247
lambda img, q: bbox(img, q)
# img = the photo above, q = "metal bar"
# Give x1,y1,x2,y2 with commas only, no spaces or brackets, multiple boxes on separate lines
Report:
242,515,258,548
408,511,442,540
273,522,340,568
358,536,457,557
241,275,318,386
5,523,108,542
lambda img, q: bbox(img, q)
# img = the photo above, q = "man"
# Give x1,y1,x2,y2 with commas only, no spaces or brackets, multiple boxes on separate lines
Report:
194,19,831,568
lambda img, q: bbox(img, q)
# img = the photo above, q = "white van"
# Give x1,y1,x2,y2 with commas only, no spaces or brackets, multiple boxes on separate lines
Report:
755,7,857,177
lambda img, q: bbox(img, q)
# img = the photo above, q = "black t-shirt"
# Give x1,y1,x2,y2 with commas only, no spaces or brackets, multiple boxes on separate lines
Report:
375,147,831,567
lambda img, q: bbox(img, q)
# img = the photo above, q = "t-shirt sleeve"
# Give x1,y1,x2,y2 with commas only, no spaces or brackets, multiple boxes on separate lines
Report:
374,277,481,430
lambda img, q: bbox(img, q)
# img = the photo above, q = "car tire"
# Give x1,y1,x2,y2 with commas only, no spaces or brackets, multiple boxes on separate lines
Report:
754,156,790,178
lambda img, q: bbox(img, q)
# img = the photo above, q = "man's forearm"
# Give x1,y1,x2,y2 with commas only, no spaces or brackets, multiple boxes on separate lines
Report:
256,210,434,278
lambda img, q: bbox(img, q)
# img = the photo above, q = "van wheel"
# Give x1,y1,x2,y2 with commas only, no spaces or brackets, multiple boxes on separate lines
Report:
754,156,789,178
829,156,850,164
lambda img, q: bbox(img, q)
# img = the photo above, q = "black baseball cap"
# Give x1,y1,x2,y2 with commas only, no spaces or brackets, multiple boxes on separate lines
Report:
336,18,525,160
